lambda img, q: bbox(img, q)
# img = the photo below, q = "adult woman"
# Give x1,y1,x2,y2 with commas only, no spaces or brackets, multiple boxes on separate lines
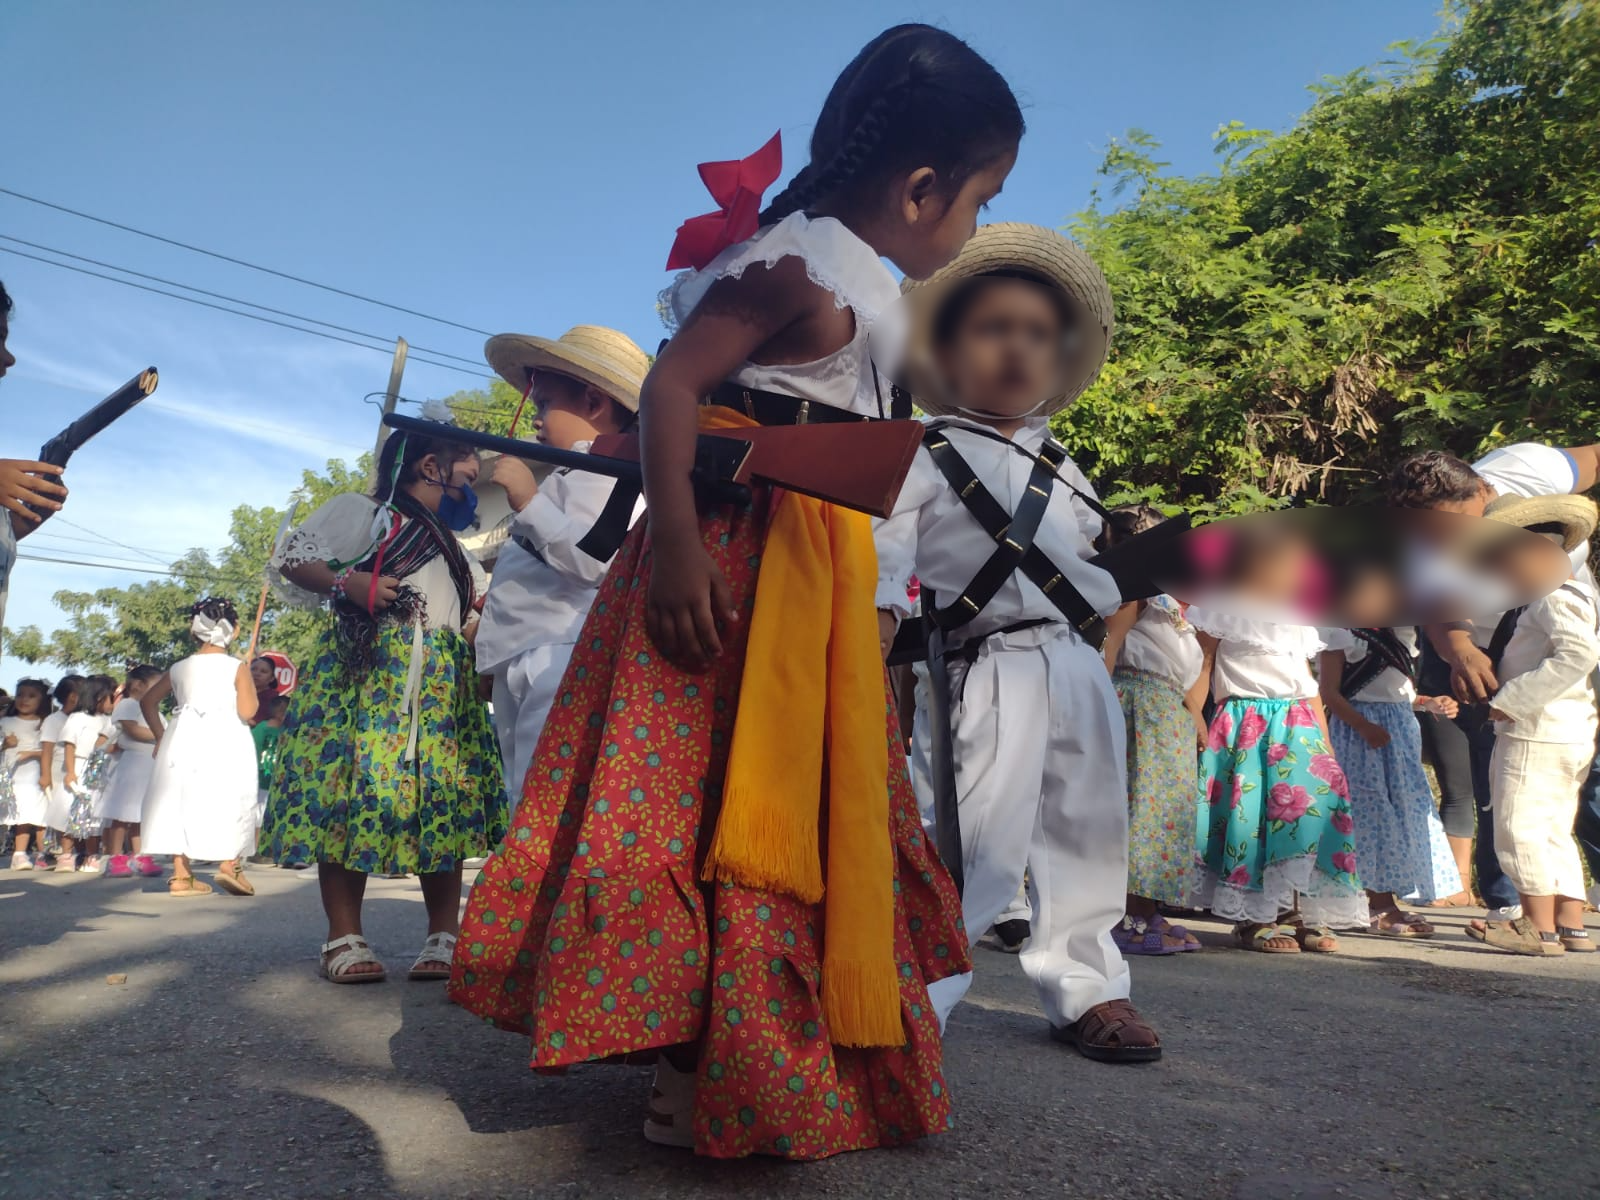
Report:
262,410,506,982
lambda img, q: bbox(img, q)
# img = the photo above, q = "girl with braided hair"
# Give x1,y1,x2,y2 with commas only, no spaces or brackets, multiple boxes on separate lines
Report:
263,411,505,980
453,23,1020,1160
140,598,260,896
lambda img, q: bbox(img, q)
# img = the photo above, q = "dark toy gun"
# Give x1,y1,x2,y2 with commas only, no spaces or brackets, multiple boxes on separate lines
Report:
382,412,924,520
38,367,159,468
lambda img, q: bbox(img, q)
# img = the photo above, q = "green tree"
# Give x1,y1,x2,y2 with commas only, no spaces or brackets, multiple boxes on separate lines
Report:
1058,0,1600,516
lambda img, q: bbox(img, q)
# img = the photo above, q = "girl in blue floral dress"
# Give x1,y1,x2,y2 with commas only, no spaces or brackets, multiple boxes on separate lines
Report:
1190,609,1367,953
262,414,507,984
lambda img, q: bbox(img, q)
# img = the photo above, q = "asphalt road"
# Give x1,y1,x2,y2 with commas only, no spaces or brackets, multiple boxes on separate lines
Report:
1,864,1595,1200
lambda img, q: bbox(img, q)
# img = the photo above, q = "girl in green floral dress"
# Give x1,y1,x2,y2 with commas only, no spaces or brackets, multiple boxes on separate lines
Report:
262,414,507,984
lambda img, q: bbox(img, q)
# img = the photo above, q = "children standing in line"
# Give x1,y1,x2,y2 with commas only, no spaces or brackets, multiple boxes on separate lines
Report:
1467,495,1600,955
451,23,1021,1159
1100,505,1207,955
61,674,117,873
476,325,650,807
140,598,260,897
100,664,164,878
876,223,1162,1060
1191,603,1367,954
39,675,83,870
1319,629,1463,935
3,678,51,868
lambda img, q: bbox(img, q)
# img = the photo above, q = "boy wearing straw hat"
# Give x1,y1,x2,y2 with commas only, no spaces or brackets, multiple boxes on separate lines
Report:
476,325,649,808
1466,493,1600,956
875,224,1161,1062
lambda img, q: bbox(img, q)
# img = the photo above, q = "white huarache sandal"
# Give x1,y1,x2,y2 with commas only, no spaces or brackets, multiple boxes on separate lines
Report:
320,933,386,984
407,931,457,981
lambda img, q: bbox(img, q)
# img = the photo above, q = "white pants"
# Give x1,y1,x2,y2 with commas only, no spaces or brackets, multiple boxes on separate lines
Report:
1492,733,1592,898
491,642,574,814
918,625,1131,1029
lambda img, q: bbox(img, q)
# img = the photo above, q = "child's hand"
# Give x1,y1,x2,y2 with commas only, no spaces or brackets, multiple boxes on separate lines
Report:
2,734,15,749
490,456,539,513
877,610,899,660
344,571,400,613
1357,718,1391,751
1417,694,1459,719
646,537,735,671
1191,708,1208,749
0,460,67,527
63,770,77,791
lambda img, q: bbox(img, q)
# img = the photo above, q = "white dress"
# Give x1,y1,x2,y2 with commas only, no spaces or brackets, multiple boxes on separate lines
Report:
141,654,259,860
41,710,73,832
3,715,46,825
97,697,156,823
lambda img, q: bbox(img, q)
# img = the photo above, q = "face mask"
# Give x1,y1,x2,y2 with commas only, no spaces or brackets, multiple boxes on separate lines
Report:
435,483,479,533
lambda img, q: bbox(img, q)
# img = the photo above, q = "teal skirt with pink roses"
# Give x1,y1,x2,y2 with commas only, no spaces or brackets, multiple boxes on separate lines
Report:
1191,697,1368,929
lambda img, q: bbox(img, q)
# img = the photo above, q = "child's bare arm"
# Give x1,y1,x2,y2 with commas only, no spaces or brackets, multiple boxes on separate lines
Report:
140,674,172,743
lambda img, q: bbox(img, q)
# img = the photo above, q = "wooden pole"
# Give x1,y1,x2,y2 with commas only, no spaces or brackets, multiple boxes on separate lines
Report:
246,491,307,659
374,337,409,462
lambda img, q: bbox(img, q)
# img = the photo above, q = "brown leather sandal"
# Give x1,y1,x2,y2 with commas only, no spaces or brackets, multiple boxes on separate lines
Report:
168,874,214,897
1051,1000,1162,1064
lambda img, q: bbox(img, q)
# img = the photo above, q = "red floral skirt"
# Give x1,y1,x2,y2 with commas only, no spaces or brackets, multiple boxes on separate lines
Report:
449,499,970,1160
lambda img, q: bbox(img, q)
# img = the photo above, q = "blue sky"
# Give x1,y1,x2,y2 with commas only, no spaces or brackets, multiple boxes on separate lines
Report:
2,0,1445,667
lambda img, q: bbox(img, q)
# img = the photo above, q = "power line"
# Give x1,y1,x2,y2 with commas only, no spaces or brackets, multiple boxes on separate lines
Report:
0,235,485,368
22,527,190,561
17,551,263,589
0,246,495,380
51,516,185,567
0,186,492,337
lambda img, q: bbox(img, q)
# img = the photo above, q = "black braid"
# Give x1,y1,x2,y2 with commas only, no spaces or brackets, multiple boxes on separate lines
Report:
759,87,906,225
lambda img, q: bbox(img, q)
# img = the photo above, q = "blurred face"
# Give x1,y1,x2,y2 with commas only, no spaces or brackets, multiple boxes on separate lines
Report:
15,687,42,716
935,279,1068,420
532,373,615,451
0,314,13,382
251,659,275,691
888,151,1017,281
125,679,152,701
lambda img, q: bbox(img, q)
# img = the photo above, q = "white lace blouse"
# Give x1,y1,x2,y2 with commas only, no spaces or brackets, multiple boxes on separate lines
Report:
1118,595,1204,691
662,212,902,416
1189,606,1326,701
270,492,485,633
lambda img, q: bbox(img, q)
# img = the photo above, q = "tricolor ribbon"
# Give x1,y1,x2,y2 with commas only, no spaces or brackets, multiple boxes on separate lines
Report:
666,131,784,271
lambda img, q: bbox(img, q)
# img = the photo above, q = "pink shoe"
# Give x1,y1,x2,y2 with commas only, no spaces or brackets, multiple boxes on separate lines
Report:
53,855,78,872
106,855,134,878
132,855,163,878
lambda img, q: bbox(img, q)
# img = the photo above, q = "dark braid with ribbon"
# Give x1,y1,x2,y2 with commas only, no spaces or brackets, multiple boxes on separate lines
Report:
758,23,1023,227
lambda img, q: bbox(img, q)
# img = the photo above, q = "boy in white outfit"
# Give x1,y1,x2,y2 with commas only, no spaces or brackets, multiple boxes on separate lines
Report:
1468,493,1600,956
476,326,649,810
875,224,1159,1062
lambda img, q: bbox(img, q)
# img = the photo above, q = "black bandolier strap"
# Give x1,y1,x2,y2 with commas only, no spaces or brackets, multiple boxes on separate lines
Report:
921,425,1107,649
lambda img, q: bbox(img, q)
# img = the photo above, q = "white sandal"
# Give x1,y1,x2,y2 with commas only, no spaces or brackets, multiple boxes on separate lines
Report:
642,1055,696,1149
320,934,386,984
407,931,457,981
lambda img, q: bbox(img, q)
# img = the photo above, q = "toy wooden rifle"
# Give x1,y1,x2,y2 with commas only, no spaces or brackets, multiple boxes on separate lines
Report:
382,411,924,558
38,367,159,468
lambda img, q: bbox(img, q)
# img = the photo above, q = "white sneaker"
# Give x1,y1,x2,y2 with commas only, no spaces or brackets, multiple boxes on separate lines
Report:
10,851,32,871
1486,904,1524,922
642,1056,696,1149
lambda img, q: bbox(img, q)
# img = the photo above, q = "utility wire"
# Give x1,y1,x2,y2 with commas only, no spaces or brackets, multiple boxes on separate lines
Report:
0,234,485,367
52,516,187,567
0,246,495,381
17,551,263,589
0,186,492,337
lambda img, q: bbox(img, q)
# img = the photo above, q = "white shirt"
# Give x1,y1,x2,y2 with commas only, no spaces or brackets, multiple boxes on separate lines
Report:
1190,608,1324,700
62,711,107,763
1118,595,1203,691
1320,627,1418,705
1,715,41,770
476,444,645,676
1492,580,1600,743
1470,442,1592,646
111,697,154,758
872,418,1119,640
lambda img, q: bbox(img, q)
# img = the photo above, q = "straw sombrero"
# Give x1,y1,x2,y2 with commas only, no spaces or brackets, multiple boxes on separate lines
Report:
898,223,1114,419
484,325,649,412
1484,493,1599,553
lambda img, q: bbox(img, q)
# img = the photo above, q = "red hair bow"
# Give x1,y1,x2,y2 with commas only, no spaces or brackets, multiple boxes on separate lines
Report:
665,131,783,271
